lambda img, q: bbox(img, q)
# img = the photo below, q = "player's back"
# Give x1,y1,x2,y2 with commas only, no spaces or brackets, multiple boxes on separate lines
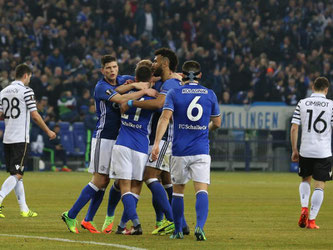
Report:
164,83,220,156
292,93,333,158
0,81,35,143
116,95,155,154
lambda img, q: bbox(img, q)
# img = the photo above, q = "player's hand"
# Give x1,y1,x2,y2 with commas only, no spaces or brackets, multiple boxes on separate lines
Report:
48,130,56,140
133,81,149,90
124,79,134,85
169,72,182,81
291,150,299,162
144,89,158,97
152,76,161,83
151,143,160,161
120,102,129,114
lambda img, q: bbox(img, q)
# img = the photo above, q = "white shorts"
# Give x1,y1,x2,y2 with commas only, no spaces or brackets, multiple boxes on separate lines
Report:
146,140,171,172
170,154,211,185
110,145,147,181
88,138,116,175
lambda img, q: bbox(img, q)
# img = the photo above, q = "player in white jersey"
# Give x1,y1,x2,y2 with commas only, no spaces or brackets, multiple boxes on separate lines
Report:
152,60,221,240
291,76,333,229
0,64,56,218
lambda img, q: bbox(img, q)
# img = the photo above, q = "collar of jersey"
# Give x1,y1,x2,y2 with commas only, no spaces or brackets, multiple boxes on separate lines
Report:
188,82,199,85
310,93,326,98
11,80,24,86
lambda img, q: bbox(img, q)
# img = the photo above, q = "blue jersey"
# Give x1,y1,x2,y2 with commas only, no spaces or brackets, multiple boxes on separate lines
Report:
149,78,182,144
163,83,220,156
116,95,155,154
93,75,134,140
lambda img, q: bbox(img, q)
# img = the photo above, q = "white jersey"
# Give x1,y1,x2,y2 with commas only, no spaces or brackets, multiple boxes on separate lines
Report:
291,93,333,158
0,80,37,144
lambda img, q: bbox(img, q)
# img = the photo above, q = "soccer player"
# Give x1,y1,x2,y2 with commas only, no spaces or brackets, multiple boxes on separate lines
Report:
291,76,333,229
151,60,221,240
0,64,56,218
61,55,157,233
122,48,185,235
110,65,155,235
102,59,155,234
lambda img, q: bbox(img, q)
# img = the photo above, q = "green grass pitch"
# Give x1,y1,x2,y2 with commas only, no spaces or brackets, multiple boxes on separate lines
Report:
0,171,332,249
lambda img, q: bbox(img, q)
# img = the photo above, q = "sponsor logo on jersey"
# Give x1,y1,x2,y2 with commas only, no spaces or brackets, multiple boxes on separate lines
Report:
106,89,114,95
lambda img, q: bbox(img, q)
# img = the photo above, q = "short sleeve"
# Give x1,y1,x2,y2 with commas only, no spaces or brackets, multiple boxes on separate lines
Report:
0,92,2,113
95,83,118,101
24,88,37,111
291,101,301,125
163,89,175,112
210,90,220,117
160,79,181,95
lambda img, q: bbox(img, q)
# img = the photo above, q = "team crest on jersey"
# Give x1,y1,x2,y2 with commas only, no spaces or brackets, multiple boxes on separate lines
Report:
106,89,114,95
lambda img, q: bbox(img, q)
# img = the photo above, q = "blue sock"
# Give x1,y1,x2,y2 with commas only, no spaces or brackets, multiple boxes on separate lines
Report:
164,184,173,205
84,189,105,221
122,193,139,225
195,191,209,229
153,198,164,222
172,194,184,233
120,195,139,225
107,182,121,217
148,181,173,221
68,182,98,219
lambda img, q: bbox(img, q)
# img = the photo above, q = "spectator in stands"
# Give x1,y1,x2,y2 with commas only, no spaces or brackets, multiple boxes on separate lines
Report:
46,48,65,71
57,90,79,122
44,124,70,172
77,88,91,118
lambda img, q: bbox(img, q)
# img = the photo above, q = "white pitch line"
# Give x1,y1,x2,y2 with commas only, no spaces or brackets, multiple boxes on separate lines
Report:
0,234,147,250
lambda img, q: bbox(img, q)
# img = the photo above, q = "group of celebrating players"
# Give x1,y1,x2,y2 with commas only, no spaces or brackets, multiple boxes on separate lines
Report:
60,47,221,240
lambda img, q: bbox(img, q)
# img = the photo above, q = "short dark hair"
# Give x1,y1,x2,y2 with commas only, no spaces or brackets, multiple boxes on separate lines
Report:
313,77,329,91
15,64,32,79
182,60,201,73
101,55,117,67
154,48,178,71
135,66,152,82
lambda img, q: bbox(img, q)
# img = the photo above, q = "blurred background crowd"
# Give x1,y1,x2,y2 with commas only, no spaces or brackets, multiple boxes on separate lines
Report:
0,0,332,126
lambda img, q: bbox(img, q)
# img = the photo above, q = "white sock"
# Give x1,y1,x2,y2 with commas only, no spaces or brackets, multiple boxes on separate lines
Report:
0,175,19,204
14,179,29,212
309,188,324,220
299,181,310,208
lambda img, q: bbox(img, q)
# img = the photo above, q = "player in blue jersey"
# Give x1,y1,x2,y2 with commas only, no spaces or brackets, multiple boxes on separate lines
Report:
109,65,155,235
61,55,157,234
151,60,221,240
122,48,188,235
101,59,155,234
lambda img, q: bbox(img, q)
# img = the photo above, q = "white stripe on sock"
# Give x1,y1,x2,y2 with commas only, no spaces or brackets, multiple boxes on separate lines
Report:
88,182,99,192
196,190,208,196
173,193,184,197
145,178,158,185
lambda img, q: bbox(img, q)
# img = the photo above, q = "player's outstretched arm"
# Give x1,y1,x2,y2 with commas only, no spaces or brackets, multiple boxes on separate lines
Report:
120,92,164,114
208,115,221,131
133,93,166,110
151,109,173,161
290,123,299,162
111,88,158,104
30,110,56,140
115,81,150,94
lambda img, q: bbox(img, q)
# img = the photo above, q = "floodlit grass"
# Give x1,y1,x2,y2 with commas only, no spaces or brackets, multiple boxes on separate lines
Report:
0,171,332,249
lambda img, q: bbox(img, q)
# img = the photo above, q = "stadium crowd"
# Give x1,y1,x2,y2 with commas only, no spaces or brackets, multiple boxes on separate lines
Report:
0,0,332,123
